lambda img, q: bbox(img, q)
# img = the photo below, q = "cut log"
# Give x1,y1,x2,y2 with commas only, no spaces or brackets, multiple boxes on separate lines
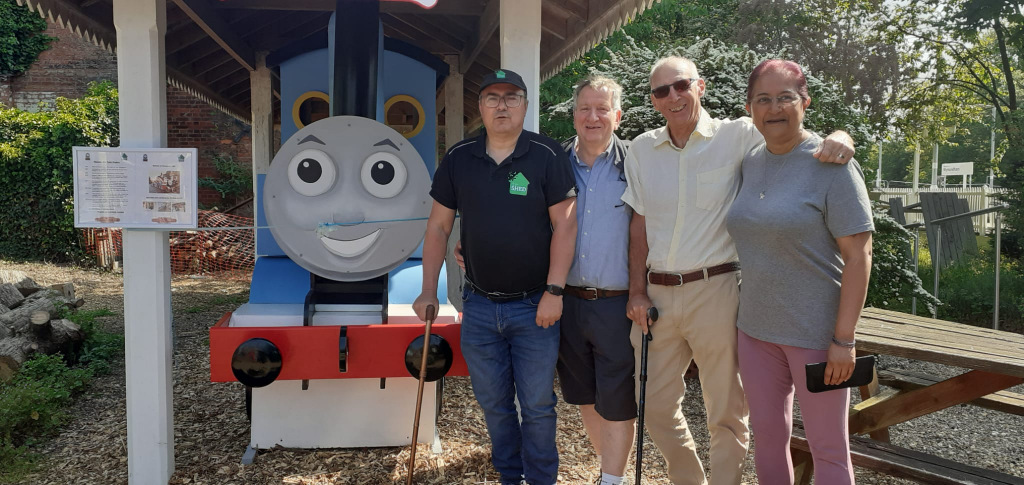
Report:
0,270,43,297
1,298,57,335
0,337,34,381
29,314,51,338
0,283,24,308
49,283,75,300
46,319,83,357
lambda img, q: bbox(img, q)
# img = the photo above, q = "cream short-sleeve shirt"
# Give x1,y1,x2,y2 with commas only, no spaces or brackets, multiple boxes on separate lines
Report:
621,109,762,272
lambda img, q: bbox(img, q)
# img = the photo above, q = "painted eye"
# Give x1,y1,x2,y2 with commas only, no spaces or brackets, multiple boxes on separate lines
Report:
361,152,407,199
288,149,336,196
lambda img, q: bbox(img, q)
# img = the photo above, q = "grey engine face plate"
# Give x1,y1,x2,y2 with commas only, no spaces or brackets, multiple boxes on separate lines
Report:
264,116,430,281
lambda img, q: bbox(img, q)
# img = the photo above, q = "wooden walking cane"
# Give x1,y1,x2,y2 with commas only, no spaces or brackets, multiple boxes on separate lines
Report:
406,304,436,485
635,306,658,485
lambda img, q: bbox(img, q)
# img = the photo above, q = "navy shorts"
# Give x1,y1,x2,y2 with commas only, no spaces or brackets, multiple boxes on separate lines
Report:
556,293,637,421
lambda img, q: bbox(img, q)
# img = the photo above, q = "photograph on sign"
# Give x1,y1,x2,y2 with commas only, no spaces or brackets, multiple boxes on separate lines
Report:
72,147,198,229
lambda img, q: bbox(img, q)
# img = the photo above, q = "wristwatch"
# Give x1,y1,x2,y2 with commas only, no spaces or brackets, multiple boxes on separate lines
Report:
545,284,564,296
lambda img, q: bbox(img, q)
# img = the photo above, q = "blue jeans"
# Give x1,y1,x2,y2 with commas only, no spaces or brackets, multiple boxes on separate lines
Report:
460,288,560,485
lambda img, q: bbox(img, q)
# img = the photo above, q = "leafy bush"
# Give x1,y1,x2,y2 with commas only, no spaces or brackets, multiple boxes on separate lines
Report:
541,34,873,158
918,249,1024,329
867,210,940,314
198,153,253,207
0,0,54,77
0,81,119,262
0,306,121,480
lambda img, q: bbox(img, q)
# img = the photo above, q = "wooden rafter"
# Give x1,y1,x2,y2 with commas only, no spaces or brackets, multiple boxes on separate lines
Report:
170,0,257,71
210,0,484,15
459,0,497,74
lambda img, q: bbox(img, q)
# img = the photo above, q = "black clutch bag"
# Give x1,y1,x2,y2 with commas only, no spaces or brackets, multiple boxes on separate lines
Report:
805,355,875,393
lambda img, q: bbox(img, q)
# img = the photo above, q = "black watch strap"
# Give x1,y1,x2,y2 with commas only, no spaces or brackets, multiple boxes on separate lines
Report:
545,284,564,296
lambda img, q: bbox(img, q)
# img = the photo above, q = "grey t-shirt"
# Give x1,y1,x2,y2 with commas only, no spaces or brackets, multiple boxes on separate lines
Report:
725,135,874,350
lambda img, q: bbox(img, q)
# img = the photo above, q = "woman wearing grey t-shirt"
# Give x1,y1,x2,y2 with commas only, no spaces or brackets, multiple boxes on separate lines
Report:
724,60,874,484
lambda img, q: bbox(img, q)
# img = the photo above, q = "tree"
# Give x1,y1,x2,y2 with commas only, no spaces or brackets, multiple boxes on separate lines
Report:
543,35,873,154
882,0,1024,256
0,0,54,77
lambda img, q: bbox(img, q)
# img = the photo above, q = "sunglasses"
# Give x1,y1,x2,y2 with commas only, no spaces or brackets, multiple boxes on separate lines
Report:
651,78,698,99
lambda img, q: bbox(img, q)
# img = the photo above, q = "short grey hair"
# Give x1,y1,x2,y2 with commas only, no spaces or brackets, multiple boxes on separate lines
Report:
649,56,701,85
573,75,623,112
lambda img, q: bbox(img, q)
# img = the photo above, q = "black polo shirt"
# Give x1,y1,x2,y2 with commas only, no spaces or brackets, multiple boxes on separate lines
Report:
431,130,577,293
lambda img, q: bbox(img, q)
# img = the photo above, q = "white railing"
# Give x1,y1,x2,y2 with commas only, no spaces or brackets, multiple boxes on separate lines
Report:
874,187,1009,234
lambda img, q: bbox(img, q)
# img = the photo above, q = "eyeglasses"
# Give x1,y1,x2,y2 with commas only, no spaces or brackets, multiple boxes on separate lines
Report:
650,78,698,99
751,93,803,107
481,93,525,108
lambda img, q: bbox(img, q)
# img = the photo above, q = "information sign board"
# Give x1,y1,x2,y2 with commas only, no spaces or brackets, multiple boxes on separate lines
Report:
72,147,198,229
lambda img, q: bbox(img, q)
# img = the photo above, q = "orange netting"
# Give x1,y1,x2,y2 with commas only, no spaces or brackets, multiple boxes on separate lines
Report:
80,210,256,280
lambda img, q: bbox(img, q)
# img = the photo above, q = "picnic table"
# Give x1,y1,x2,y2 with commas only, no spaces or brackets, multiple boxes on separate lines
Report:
791,307,1024,484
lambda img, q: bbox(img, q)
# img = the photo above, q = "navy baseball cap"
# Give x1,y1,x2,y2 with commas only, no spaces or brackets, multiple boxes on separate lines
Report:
479,69,528,94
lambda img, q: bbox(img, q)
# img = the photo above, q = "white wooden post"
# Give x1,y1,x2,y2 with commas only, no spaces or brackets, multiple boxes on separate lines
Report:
113,0,173,483
931,142,940,188
912,144,921,193
251,51,273,255
876,141,883,189
500,0,541,133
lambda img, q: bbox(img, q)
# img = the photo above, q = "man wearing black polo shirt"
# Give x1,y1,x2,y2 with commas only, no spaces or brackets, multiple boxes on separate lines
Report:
414,69,577,485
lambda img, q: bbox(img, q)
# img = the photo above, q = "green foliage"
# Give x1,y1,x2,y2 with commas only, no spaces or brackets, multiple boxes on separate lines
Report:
868,210,940,313
66,308,121,374
542,35,873,156
917,247,1024,327
198,153,253,206
0,81,119,262
539,0,740,139
0,306,121,479
0,0,54,77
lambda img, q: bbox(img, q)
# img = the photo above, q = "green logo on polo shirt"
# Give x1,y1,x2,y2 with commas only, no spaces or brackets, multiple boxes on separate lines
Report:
509,172,529,196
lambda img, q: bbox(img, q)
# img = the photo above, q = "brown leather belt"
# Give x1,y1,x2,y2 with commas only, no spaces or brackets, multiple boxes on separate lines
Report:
564,285,629,300
647,262,740,286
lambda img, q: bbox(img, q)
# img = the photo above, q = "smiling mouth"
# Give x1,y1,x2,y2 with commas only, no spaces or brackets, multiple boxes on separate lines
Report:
670,106,685,112
320,229,382,257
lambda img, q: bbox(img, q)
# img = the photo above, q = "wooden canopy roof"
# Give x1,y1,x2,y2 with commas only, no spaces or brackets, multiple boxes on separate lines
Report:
17,0,657,124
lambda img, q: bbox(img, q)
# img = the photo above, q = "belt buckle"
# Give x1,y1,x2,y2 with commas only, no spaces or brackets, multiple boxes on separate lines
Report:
583,287,599,300
669,272,684,286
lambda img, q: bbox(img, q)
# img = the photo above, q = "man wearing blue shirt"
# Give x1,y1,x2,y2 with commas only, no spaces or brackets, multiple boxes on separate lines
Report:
558,76,635,485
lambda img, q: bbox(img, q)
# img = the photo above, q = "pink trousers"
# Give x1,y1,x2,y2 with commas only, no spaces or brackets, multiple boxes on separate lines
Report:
737,329,855,485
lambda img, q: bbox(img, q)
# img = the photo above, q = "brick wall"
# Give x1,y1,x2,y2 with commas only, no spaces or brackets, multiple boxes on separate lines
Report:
6,22,117,111
166,85,253,213
2,20,258,214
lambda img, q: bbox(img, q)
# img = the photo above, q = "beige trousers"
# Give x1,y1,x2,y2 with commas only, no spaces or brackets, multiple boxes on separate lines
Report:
631,272,749,485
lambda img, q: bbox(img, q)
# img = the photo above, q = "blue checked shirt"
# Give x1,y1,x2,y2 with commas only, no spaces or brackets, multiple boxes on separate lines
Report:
565,138,631,290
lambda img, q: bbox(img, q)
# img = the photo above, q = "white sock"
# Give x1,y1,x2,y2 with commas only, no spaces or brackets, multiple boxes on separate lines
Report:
600,472,623,485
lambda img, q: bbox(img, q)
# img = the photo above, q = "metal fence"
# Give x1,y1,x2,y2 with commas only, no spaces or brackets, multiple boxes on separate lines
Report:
874,187,1009,234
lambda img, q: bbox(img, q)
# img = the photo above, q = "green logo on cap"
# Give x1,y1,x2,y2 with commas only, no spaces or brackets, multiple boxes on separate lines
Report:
509,172,529,196
496,70,506,79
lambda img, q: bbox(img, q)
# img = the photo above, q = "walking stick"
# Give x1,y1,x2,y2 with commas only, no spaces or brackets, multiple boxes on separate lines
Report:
406,304,436,485
635,306,658,485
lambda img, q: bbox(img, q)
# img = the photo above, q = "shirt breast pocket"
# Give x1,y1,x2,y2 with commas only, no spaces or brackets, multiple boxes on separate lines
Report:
695,165,736,211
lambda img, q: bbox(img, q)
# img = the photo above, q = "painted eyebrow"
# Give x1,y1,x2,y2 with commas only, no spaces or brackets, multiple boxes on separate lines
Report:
373,138,400,150
297,135,326,146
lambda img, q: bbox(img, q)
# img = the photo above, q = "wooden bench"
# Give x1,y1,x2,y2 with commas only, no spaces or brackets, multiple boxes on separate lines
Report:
790,423,1024,485
878,368,1024,416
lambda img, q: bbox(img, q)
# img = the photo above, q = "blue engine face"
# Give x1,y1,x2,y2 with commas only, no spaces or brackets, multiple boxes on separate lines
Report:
250,17,447,303
263,116,430,281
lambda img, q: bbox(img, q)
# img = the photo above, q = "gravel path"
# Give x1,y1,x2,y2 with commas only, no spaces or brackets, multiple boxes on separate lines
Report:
4,260,1022,484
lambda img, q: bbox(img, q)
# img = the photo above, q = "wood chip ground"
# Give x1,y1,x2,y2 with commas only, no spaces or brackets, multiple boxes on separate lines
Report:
4,261,1021,484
